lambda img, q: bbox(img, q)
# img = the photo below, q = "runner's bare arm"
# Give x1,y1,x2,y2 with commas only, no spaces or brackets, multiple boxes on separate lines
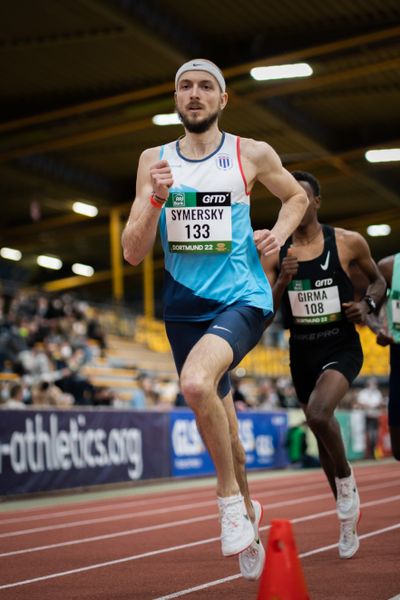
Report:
366,255,395,344
240,139,308,257
377,255,394,288
122,149,173,265
339,230,387,323
263,247,299,313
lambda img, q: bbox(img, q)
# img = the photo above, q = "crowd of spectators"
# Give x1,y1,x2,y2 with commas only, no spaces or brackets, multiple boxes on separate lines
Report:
0,291,389,419
0,291,111,409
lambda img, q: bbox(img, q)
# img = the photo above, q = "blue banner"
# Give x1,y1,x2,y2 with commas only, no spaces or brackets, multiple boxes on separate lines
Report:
0,409,170,496
170,409,288,477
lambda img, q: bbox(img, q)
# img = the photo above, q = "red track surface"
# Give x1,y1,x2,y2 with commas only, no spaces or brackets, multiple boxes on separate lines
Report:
0,461,399,599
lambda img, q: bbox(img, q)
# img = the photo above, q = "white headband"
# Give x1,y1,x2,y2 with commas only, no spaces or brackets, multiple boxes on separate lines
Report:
175,60,226,93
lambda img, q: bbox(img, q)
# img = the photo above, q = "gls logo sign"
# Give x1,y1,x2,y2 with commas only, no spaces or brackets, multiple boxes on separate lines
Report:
198,192,231,206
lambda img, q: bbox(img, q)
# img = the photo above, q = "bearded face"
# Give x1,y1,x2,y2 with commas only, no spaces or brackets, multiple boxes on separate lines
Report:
176,108,220,133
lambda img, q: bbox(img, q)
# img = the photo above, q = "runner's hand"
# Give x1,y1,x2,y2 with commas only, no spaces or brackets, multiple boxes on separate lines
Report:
150,160,173,201
342,301,367,324
254,229,282,257
376,328,394,346
278,247,298,284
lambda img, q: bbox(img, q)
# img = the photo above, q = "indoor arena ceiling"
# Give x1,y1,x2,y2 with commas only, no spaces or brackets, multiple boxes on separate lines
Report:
0,0,399,298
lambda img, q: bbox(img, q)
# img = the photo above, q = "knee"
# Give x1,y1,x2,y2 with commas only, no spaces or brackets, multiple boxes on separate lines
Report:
180,369,212,410
305,407,330,434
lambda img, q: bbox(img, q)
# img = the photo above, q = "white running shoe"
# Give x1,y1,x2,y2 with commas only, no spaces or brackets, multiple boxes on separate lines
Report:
338,512,361,559
239,500,266,580
217,494,255,557
336,466,361,559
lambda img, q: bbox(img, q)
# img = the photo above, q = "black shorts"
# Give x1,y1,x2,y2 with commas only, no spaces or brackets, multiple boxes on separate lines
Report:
165,305,266,399
389,343,400,427
289,328,363,405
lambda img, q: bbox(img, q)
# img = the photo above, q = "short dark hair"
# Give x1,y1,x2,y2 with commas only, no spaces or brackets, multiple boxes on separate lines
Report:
10,383,23,398
291,170,321,197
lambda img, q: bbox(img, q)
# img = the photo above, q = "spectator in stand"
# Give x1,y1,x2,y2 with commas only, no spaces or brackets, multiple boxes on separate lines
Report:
1,382,26,409
276,377,300,408
87,309,108,357
286,420,320,469
232,376,251,411
257,377,280,410
130,373,148,410
355,378,385,459
31,381,74,408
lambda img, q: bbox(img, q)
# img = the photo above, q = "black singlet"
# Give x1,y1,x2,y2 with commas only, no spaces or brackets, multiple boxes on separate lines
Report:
280,224,357,342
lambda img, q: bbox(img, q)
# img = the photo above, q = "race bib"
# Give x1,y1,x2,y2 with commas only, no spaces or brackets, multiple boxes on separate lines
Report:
391,298,400,330
165,191,232,253
288,279,341,325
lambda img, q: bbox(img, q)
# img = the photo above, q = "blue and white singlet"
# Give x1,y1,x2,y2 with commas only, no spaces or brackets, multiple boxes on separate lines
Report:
158,132,273,322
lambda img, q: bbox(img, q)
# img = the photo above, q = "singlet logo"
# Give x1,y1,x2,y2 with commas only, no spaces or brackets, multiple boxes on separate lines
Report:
216,154,232,170
320,250,331,271
315,278,333,287
197,192,231,206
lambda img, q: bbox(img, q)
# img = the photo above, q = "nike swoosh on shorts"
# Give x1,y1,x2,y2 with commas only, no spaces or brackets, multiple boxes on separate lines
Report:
322,361,339,370
212,325,232,333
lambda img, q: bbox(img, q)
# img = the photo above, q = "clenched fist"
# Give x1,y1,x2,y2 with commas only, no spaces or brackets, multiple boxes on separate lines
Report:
150,160,174,201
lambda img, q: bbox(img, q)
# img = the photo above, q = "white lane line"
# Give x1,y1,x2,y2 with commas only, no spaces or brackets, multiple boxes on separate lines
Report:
0,477,330,525
0,497,399,591
0,489,214,525
0,466,394,525
0,537,215,591
0,493,328,543
1,491,399,558
1,477,398,540
2,489,400,559
153,523,400,600
0,515,214,557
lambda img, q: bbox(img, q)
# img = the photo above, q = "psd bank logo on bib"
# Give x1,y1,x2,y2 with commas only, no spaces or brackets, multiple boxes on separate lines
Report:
172,192,185,207
216,154,232,170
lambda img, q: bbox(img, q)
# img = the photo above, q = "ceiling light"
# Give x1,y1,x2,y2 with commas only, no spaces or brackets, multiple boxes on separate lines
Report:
72,263,94,277
37,255,63,270
250,63,313,81
0,247,22,261
367,224,391,237
365,149,400,163
152,113,181,126
72,201,98,217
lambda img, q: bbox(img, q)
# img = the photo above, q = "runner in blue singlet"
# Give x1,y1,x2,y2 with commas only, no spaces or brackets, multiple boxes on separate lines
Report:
122,58,309,580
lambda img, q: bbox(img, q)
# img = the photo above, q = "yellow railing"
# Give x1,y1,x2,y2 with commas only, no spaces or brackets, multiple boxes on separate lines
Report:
357,325,390,376
134,317,390,378
135,316,170,353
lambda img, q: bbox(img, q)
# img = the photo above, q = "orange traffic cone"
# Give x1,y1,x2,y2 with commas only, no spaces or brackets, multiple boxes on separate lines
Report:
257,519,310,600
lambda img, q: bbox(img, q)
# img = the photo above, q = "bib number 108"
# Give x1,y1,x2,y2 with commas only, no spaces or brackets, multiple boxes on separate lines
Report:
304,302,324,315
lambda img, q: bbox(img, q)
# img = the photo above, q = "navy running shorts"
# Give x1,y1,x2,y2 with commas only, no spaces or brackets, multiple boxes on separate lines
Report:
165,305,266,399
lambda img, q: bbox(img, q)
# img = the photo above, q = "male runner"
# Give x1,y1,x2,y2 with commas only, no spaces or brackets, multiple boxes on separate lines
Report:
122,58,308,579
367,253,400,459
263,170,386,558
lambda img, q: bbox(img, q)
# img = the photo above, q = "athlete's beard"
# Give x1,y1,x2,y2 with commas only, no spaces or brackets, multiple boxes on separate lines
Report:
177,108,220,133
